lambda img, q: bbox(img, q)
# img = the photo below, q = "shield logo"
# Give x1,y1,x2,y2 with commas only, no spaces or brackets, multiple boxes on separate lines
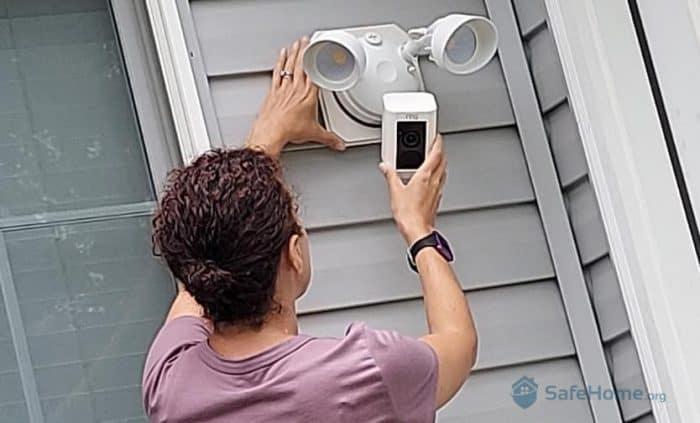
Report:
511,376,538,409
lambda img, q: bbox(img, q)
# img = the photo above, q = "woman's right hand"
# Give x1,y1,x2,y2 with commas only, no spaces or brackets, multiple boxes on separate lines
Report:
379,135,447,245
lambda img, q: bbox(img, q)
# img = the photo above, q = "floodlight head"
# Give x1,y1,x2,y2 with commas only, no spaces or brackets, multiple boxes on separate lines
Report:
428,14,498,75
303,30,366,91
301,17,498,144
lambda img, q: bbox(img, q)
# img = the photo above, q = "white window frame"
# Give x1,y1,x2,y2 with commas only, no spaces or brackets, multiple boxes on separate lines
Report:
144,0,211,163
545,1,700,422
634,0,700,235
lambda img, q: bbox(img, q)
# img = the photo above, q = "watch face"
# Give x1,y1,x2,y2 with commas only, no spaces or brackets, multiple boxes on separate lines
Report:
434,232,454,261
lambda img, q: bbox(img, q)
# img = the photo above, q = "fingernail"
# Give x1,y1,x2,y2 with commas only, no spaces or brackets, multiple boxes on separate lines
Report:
302,35,309,42
293,41,299,49
280,48,286,56
338,142,346,151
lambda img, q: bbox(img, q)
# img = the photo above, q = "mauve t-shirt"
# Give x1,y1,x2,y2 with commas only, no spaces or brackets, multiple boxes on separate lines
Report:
142,316,438,422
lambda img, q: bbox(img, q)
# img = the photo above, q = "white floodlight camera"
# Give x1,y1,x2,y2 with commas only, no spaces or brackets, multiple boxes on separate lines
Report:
381,92,437,180
400,14,498,75
302,14,497,161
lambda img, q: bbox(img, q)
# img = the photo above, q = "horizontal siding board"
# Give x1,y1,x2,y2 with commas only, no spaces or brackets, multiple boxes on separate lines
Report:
545,101,588,187
606,335,653,421
421,57,515,132
631,413,655,423
468,281,574,369
566,179,609,264
586,256,630,342
207,74,267,147
301,280,574,370
526,26,568,111
512,0,547,36
438,358,594,422
284,127,534,228
189,0,487,75
299,203,554,312
210,63,514,147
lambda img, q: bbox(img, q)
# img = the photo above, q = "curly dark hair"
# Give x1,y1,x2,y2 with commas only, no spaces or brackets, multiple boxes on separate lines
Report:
152,148,302,328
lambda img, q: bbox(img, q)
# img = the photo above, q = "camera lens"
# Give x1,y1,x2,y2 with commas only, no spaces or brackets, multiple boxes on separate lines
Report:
396,121,427,170
401,130,421,148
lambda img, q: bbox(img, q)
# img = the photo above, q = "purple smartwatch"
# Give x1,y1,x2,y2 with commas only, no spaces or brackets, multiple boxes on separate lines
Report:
407,230,455,273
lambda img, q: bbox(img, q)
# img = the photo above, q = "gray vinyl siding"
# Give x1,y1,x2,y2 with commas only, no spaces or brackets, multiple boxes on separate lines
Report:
512,1,655,421
177,0,607,421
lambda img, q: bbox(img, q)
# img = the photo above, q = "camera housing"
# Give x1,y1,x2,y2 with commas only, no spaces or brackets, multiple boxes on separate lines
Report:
381,92,437,179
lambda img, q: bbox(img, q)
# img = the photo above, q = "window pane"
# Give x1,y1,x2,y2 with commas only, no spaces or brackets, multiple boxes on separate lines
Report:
0,1,153,218
0,292,29,423
4,215,174,422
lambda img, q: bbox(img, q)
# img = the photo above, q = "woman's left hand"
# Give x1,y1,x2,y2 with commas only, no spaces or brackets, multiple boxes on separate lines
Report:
246,37,346,158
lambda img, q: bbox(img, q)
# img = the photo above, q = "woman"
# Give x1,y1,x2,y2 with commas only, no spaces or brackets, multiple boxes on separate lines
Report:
142,37,477,422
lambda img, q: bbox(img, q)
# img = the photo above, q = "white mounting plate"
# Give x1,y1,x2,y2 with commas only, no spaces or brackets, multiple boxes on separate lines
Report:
319,24,426,147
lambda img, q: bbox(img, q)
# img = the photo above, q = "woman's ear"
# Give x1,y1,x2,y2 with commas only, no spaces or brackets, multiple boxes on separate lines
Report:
286,233,304,275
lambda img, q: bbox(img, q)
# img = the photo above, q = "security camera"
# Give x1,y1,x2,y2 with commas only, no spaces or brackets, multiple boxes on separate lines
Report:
381,92,437,180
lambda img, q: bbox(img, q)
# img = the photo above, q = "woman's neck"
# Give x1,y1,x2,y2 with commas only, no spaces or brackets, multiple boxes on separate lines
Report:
207,304,299,360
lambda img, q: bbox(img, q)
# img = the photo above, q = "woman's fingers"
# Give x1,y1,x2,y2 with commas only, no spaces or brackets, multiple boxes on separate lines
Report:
281,40,300,88
271,47,287,91
294,37,309,89
434,151,447,184
379,162,404,196
309,125,346,151
418,135,444,176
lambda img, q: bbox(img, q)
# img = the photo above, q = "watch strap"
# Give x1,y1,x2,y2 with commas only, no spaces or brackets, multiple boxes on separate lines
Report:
407,231,454,272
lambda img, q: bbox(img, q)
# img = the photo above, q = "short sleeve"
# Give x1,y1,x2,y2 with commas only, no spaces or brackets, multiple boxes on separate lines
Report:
360,324,438,422
142,316,210,414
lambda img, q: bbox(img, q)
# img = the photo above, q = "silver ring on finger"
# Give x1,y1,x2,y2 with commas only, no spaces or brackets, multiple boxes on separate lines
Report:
280,70,293,79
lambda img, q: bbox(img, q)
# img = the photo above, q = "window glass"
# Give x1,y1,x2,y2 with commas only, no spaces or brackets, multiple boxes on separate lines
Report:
5,216,172,422
0,291,28,422
0,0,153,218
0,1,173,422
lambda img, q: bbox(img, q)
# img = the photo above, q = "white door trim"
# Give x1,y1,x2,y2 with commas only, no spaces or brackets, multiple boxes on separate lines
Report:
545,1,700,422
145,0,211,163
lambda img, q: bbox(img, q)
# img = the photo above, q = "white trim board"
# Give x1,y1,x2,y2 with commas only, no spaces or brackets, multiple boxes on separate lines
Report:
635,0,700,240
145,0,211,163
545,1,700,423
